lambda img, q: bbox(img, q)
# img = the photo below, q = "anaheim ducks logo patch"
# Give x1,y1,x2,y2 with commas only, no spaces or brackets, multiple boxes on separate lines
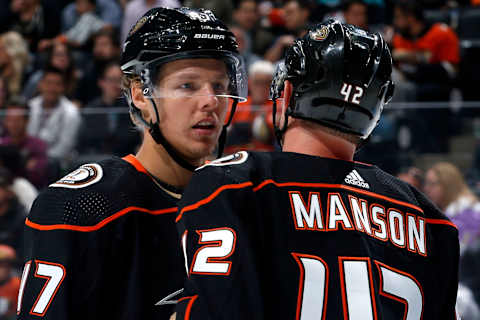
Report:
310,26,329,41
196,151,249,170
50,164,103,189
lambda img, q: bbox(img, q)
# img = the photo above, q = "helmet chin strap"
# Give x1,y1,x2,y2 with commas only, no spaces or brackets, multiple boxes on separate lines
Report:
217,99,238,158
148,98,197,172
272,98,289,148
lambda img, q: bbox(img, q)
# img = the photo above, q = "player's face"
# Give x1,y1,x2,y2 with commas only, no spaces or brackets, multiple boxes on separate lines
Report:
424,169,445,209
154,59,230,162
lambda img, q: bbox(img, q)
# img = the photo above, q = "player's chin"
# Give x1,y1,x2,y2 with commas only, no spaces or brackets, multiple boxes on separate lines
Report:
186,139,218,159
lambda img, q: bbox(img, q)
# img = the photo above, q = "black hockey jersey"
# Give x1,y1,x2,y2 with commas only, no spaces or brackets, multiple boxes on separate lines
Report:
175,151,459,320
17,155,184,320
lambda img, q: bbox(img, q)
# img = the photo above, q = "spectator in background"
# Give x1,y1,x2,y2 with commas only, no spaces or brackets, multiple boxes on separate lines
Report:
0,146,38,210
0,76,7,138
62,0,122,32
233,0,258,42
424,161,480,312
0,32,30,97
424,162,480,255
38,0,109,51
0,76,8,111
7,0,61,52
0,169,26,259
321,0,386,30
92,28,121,63
27,66,82,162
0,76,7,139
229,26,261,74
343,0,368,29
22,42,80,100
225,60,275,153
0,97,48,189
77,62,140,156
75,28,121,105
121,0,180,43
232,0,275,56
397,166,425,191
392,0,459,102
392,0,459,152
264,0,315,62
457,283,480,320
0,244,20,320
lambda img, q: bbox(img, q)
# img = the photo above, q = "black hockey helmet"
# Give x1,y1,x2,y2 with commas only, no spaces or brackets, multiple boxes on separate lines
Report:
121,6,247,101
270,20,394,142
120,7,247,170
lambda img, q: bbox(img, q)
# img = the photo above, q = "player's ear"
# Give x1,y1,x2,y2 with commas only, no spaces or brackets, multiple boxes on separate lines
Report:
131,85,152,122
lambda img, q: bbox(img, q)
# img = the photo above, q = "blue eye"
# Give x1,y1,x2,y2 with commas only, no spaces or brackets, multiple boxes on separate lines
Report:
213,83,227,93
180,83,193,90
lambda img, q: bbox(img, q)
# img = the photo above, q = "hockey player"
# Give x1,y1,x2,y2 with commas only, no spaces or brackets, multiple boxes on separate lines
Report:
17,7,246,320
174,20,460,319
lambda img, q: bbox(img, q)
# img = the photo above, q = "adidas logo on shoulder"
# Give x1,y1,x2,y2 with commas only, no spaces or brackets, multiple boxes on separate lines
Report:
344,169,370,189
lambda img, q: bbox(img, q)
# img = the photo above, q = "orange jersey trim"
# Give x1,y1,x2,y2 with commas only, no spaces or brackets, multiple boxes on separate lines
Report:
176,182,253,222
122,154,148,174
425,218,458,229
177,179,456,230
177,295,199,320
25,206,177,232
252,180,424,213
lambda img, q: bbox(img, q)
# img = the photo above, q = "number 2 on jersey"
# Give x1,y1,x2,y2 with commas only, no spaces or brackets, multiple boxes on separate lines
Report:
190,228,237,275
293,253,423,320
17,260,66,316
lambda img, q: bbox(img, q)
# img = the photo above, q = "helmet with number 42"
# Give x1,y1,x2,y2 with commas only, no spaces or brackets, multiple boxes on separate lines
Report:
270,20,395,140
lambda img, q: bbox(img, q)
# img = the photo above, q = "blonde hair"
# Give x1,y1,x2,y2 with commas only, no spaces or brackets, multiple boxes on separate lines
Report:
429,162,477,208
0,32,30,96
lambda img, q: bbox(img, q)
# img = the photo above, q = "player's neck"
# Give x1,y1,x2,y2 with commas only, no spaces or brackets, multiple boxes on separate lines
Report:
282,122,355,161
135,133,193,188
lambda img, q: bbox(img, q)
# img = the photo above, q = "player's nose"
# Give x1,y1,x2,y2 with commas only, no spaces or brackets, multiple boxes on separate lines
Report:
198,84,220,111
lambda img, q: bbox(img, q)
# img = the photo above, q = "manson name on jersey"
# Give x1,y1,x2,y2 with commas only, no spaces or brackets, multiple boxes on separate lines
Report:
289,191,427,256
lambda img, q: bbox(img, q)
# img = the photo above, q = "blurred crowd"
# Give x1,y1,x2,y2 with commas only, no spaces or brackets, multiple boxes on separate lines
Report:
0,0,479,318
